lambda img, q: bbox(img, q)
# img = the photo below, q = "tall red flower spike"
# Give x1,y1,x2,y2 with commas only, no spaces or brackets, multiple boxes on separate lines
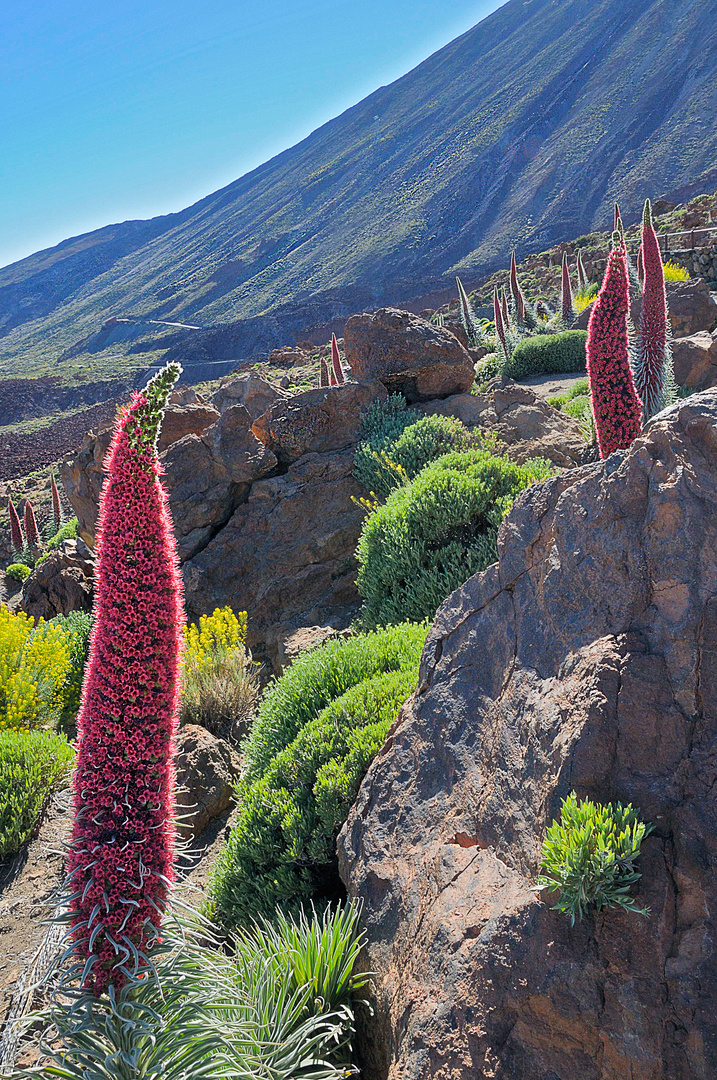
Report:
319,356,330,387
66,363,184,996
493,287,508,357
51,474,63,533
24,501,40,547
499,288,509,329
509,251,525,323
634,199,674,422
637,242,644,286
8,498,24,553
561,251,574,324
330,333,345,384
577,249,587,292
587,232,643,459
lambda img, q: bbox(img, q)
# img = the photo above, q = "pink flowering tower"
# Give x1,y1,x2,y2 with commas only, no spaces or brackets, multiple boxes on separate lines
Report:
331,333,345,384
500,288,510,330
587,231,643,458
51,474,63,533
66,362,184,996
8,498,24,553
633,199,675,422
24,500,40,547
319,355,330,387
561,251,575,324
509,251,525,323
493,287,508,358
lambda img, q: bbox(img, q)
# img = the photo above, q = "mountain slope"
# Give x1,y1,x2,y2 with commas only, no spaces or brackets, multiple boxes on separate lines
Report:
2,0,717,379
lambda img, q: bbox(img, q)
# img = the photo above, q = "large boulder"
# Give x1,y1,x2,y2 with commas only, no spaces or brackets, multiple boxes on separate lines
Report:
672,330,717,391
183,448,366,671
344,308,475,401
339,389,717,1080
251,381,386,466
631,278,717,339
211,374,289,418
62,405,276,560
21,538,94,619
419,382,587,467
61,403,222,546
174,725,240,839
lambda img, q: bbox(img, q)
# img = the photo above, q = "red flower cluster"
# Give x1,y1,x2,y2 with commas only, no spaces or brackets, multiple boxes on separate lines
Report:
493,287,508,356
587,234,643,458
634,199,671,421
51,474,62,533
8,498,24,552
24,500,39,547
509,251,526,323
67,364,184,996
330,333,345,385
561,251,574,324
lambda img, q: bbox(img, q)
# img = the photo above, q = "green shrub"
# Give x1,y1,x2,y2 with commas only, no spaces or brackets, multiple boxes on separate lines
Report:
503,330,587,380
6,562,31,583
29,904,368,1080
356,413,475,498
535,791,652,924
50,610,93,728
243,622,428,781
46,516,78,550
475,351,503,386
0,729,74,859
212,665,420,929
353,394,420,493
356,450,552,628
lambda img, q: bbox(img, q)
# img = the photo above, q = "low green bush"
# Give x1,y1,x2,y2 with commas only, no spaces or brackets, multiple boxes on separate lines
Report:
355,413,475,498
0,729,74,859
503,330,587,380
212,665,420,929
242,622,427,781
535,791,652,924
474,351,503,387
6,562,31,583
30,903,368,1080
356,450,552,628
50,610,93,728
46,516,78,550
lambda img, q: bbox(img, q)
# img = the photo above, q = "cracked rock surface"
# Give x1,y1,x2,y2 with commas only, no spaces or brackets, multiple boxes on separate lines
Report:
338,389,717,1080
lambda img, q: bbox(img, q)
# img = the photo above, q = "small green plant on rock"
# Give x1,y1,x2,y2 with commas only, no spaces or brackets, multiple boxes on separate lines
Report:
6,562,31,583
535,791,652,924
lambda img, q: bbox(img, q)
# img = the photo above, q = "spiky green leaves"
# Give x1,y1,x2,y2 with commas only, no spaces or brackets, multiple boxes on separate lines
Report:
127,362,183,456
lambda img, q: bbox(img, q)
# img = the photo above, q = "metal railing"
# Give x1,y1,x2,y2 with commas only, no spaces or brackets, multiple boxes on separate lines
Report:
655,226,717,253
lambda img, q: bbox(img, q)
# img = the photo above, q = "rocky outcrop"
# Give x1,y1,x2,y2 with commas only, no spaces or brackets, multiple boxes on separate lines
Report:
419,382,588,467
157,402,220,452
672,330,717,391
21,538,94,619
61,403,276,560
631,278,717,339
183,448,366,670
251,381,386,465
339,389,717,1080
211,374,289,418
174,724,240,839
344,309,475,402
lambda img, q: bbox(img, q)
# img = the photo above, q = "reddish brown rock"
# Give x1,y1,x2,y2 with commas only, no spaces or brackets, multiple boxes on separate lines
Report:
344,308,475,401
339,389,717,1080
671,330,717,391
632,278,717,339
183,448,366,670
419,382,587,467
21,538,94,618
211,374,289,418
251,380,386,466
157,402,219,452
174,725,240,839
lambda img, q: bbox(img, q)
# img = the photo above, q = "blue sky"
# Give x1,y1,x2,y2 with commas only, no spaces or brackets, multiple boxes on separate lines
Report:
1,0,504,268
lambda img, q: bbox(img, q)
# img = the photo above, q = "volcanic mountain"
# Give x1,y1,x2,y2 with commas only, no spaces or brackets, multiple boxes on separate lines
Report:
2,0,716,383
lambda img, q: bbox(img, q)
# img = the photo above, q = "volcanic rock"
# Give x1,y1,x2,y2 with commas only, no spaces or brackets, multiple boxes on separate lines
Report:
631,278,717,339
419,382,587,467
343,308,475,401
21,538,94,619
251,380,386,466
671,330,717,391
339,389,717,1080
174,724,240,839
211,374,289,418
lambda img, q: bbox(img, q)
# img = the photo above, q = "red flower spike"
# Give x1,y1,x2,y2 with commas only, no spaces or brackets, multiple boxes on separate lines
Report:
8,498,24,553
587,232,643,459
24,501,40,547
51,474,63,533
561,251,574,324
634,199,673,422
577,249,587,292
319,356,330,388
500,287,510,330
493,287,508,357
509,252,525,323
330,333,345,385
637,242,644,285
66,362,184,996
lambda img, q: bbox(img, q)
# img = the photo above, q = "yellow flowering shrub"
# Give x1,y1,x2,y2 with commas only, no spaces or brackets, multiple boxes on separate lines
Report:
663,260,690,282
184,606,247,671
0,608,72,731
